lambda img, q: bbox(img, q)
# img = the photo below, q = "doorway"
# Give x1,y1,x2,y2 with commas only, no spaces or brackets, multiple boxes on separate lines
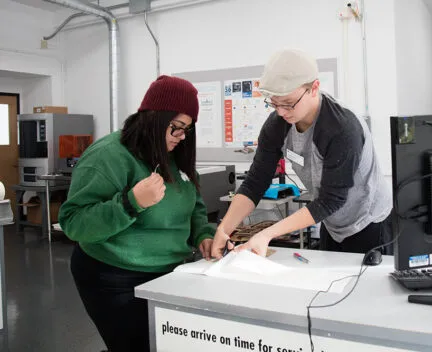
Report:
0,93,20,216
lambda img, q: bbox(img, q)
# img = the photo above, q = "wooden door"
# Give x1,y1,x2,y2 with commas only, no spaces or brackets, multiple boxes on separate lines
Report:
0,94,19,215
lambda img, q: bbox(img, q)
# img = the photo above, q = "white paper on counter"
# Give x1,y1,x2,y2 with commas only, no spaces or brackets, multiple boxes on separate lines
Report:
175,251,354,293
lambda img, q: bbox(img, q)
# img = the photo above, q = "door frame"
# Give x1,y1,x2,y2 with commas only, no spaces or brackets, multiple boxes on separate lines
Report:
0,92,19,344
0,93,20,114
0,92,20,218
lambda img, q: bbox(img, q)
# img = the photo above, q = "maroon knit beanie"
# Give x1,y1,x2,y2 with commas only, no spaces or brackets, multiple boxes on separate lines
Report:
138,75,199,122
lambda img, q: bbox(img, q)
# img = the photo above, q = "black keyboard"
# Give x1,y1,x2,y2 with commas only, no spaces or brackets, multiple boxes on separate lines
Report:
390,269,432,290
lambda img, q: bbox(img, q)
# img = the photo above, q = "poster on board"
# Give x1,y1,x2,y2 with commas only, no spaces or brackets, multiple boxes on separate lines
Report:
224,78,273,148
194,81,222,148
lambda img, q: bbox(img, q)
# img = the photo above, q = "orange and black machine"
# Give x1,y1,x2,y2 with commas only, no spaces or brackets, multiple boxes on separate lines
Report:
18,113,94,186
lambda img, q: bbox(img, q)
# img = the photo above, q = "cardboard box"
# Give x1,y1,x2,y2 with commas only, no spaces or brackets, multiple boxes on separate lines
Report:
33,106,68,114
24,196,62,225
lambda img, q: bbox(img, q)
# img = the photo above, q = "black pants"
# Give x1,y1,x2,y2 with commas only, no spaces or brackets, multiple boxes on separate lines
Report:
319,213,393,254
70,245,167,352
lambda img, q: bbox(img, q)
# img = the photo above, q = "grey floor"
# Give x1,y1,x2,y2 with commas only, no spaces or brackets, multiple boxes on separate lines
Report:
0,225,106,352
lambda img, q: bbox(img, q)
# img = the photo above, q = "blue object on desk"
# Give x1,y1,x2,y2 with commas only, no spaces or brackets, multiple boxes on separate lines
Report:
263,184,300,199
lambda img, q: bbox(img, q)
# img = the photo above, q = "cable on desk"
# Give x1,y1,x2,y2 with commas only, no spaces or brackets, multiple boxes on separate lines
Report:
306,169,432,350
306,228,403,351
306,265,368,351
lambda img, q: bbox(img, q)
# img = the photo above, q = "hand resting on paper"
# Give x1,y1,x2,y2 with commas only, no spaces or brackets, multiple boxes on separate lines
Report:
198,238,213,261
234,230,272,257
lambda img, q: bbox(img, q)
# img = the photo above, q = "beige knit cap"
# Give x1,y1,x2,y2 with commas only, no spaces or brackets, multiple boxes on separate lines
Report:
259,49,318,97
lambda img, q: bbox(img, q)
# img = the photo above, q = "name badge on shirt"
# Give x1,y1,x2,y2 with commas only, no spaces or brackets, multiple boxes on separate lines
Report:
179,171,190,182
286,149,304,167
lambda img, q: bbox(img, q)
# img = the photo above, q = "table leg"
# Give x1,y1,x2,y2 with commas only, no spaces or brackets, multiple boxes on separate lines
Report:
45,181,52,242
299,202,304,249
39,191,47,238
15,190,24,233
306,227,312,248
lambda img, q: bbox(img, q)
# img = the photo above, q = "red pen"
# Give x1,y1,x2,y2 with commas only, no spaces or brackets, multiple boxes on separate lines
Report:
293,252,310,263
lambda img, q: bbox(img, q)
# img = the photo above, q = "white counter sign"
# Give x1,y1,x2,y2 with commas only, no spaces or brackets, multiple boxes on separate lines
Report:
155,307,409,352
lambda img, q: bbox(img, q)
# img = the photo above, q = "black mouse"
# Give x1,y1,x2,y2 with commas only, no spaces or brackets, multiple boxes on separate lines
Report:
363,250,382,266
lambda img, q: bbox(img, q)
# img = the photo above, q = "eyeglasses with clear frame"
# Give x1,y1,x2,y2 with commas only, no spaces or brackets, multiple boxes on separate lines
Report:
169,122,194,137
264,89,310,111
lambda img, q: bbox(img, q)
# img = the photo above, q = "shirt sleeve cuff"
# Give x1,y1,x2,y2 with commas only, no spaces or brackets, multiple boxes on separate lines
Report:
194,234,214,247
127,189,147,214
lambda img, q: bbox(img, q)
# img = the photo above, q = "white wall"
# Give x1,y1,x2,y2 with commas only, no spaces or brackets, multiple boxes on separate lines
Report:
62,0,357,134
0,77,23,98
0,77,22,93
21,76,53,113
0,74,53,113
0,1,65,107
60,0,401,175
63,24,114,138
0,1,58,52
6,0,430,176
395,0,432,115
363,0,398,175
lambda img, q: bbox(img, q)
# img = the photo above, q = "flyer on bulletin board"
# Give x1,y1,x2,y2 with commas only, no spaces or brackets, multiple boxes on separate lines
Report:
224,78,273,148
194,81,223,148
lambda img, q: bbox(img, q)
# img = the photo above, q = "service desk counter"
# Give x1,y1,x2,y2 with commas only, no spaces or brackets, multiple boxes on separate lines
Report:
135,248,432,352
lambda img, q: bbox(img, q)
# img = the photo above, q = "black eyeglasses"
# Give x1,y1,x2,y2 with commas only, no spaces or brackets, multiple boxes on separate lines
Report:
169,123,194,137
264,89,310,111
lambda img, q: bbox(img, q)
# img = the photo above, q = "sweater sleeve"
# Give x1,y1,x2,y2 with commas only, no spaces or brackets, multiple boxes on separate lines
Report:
237,113,287,205
189,187,216,248
306,129,364,222
59,166,142,243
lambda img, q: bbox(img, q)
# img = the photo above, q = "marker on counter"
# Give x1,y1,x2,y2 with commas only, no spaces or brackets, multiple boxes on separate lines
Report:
293,252,310,264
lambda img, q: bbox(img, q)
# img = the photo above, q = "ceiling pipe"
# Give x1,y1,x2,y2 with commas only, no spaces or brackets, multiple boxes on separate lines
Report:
43,0,120,132
150,0,221,13
57,0,224,31
44,12,83,40
360,0,371,131
43,3,129,41
144,11,160,78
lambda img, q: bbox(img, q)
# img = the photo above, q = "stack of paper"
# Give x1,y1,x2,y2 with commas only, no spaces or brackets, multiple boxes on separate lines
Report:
175,251,354,293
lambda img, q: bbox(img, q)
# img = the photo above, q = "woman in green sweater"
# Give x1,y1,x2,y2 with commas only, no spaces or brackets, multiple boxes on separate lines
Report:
59,75,215,352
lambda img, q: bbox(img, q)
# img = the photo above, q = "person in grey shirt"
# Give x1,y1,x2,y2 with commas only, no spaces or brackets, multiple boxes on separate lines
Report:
211,49,392,258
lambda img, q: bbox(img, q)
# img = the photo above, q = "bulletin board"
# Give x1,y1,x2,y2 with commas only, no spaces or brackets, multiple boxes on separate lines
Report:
174,58,338,162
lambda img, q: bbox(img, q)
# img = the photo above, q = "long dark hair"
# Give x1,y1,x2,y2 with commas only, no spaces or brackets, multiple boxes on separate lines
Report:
120,110,199,190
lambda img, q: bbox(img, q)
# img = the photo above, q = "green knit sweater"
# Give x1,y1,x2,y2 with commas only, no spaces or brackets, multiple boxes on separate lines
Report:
59,131,215,272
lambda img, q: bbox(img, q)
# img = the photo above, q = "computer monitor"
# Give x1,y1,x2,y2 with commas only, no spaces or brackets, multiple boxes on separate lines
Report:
390,115,432,271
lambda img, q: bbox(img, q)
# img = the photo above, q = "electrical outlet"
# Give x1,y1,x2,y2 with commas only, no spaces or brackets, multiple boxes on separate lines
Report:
40,39,48,49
